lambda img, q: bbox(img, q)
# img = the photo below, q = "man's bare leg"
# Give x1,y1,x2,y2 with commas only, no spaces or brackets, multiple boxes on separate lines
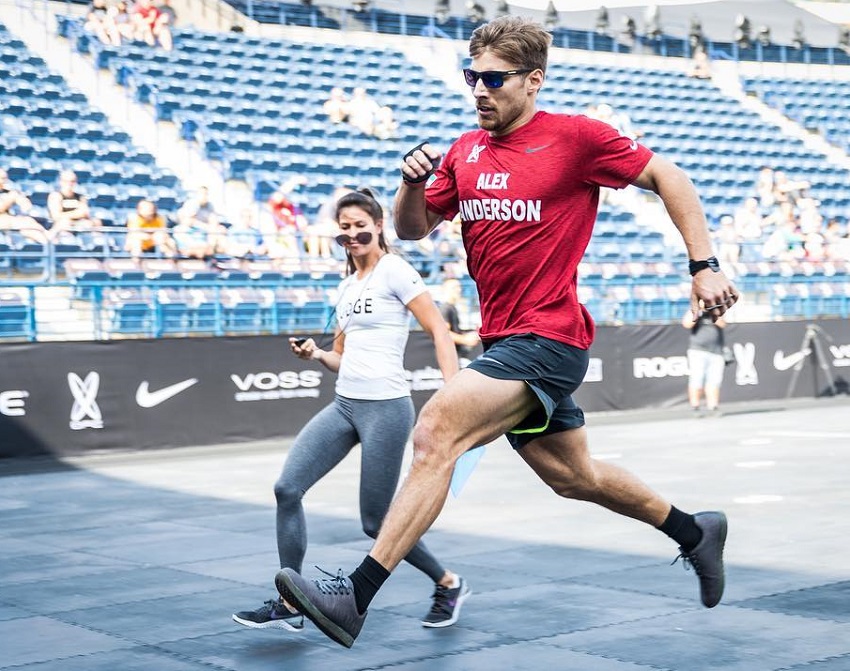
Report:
518,426,727,610
518,427,671,526
274,369,538,646
370,369,538,571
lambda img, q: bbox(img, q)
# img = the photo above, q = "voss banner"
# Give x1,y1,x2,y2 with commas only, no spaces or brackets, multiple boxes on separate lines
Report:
0,337,333,457
1,319,847,458
0,335,483,458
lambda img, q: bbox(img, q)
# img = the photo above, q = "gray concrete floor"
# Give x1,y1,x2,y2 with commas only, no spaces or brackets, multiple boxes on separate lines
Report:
1,399,849,670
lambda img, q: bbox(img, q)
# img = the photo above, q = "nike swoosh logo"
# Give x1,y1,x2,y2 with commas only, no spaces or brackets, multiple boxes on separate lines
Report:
629,139,638,150
525,144,551,154
136,378,199,408
773,350,809,371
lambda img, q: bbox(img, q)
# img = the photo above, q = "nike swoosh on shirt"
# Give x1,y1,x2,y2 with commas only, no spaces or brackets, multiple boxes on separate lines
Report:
525,144,551,154
773,350,809,371
136,378,199,408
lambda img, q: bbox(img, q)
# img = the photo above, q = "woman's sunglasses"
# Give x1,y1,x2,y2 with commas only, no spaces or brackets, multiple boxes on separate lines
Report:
334,231,373,246
462,68,534,89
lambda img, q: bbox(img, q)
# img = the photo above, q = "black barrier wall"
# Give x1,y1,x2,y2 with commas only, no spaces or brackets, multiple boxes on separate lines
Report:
574,318,849,411
1,319,848,457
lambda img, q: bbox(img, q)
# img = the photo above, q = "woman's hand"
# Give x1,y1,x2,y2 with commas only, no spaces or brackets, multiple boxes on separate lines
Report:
289,337,320,361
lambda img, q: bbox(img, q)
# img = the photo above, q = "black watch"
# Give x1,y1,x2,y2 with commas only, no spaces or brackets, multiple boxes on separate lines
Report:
688,256,720,276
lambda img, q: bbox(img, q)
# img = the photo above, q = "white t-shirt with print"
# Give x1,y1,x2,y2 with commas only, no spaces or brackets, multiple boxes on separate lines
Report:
335,253,426,400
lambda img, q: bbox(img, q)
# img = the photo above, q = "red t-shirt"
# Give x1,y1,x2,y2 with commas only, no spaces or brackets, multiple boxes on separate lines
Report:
134,4,159,24
425,111,653,349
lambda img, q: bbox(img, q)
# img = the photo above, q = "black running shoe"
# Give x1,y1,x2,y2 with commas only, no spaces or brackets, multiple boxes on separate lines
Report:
232,598,304,631
275,567,366,648
421,576,471,628
674,511,728,608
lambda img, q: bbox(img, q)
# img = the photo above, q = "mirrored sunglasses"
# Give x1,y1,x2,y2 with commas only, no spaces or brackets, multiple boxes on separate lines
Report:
462,68,534,89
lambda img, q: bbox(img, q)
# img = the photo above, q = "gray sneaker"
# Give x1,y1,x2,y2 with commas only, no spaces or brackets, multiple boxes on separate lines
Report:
674,511,727,608
232,598,304,631
422,576,471,628
275,567,366,648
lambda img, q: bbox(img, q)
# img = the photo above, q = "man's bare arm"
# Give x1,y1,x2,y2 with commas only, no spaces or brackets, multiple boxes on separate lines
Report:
394,143,443,240
393,182,442,240
633,154,738,319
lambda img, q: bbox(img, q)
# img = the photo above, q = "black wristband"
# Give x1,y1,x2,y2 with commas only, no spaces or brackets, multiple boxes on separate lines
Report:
401,141,440,184
688,256,720,276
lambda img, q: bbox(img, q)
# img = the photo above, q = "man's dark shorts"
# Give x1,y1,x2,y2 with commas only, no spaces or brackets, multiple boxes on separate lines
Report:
466,333,589,449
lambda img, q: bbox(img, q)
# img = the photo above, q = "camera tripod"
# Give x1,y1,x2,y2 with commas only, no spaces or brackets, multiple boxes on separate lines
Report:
785,324,836,398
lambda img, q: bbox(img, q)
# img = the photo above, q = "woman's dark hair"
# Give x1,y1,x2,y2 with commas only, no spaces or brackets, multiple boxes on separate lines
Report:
335,188,390,275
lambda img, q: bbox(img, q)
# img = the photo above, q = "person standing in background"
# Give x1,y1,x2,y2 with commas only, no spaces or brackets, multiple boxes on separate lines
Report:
682,309,727,415
439,277,479,360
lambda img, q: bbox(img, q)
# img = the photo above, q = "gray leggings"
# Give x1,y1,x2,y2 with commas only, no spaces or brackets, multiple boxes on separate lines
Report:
274,394,445,583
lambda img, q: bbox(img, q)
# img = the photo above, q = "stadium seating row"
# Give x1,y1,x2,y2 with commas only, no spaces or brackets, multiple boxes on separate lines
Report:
743,76,850,154
0,21,186,227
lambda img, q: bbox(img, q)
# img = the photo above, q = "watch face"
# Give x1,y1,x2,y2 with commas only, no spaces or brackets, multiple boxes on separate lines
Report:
708,257,720,271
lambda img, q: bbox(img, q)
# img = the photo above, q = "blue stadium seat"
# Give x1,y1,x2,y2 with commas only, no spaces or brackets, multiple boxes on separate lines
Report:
0,292,31,339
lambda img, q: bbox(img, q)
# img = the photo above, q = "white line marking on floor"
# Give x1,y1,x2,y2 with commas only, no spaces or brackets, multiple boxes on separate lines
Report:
735,461,776,468
734,495,784,504
760,430,850,439
739,438,773,446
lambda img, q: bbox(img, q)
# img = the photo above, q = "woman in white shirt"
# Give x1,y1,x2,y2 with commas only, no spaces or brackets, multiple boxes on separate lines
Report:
233,189,469,632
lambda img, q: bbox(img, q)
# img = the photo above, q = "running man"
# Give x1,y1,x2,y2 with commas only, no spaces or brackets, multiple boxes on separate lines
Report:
277,16,737,648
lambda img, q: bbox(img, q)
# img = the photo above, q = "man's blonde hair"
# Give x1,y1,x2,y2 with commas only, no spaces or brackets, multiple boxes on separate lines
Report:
469,16,551,74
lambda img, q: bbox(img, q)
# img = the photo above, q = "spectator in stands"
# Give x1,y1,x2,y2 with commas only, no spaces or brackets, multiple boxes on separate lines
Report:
824,217,846,248
268,176,307,254
762,200,796,234
124,198,177,259
762,214,804,261
309,186,352,259
220,208,266,259
153,0,176,51
797,196,822,235
106,1,135,43
803,231,828,261
431,214,468,277
0,168,49,242
733,197,764,240
46,170,101,240
132,0,160,47
323,87,350,124
84,0,120,46
439,277,479,360
756,166,776,210
688,47,712,80
178,186,222,232
172,217,221,260
715,214,740,265
232,188,464,633
347,87,380,136
825,219,850,261
372,105,399,140
682,309,727,415
591,102,641,140
174,186,225,259
772,170,810,206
